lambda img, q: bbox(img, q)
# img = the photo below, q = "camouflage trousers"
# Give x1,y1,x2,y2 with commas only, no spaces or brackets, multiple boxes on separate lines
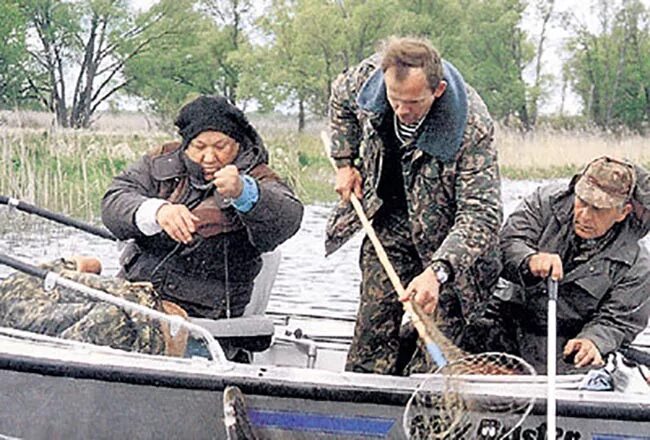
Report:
345,209,485,375
0,258,167,355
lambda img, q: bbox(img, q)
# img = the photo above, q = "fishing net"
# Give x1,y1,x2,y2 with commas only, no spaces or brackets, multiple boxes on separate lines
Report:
403,352,536,439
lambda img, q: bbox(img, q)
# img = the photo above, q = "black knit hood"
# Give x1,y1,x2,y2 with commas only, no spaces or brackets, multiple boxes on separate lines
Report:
174,95,268,166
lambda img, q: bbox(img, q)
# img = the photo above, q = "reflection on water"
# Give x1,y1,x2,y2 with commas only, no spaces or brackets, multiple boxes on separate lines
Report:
2,179,649,321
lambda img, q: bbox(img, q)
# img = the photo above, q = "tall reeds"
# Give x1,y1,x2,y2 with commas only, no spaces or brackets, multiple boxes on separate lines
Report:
0,129,164,220
1,116,648,220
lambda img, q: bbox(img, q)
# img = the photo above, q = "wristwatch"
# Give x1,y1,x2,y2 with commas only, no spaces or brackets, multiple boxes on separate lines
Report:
432,261,450,284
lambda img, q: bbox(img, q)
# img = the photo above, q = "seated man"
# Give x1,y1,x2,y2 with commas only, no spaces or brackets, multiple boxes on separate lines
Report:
466,157,650,373
0,256,187,356
102,96,303,320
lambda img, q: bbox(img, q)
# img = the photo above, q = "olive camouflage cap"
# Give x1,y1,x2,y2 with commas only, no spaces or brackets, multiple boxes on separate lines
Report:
575,156,636,209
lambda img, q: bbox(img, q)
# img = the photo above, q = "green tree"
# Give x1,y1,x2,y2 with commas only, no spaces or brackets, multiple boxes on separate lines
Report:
564,0,649,131
237,0,411,131
123,0,255,120
0,1,29,108
455,0,535,128
19,0,186,128
199,0,255,103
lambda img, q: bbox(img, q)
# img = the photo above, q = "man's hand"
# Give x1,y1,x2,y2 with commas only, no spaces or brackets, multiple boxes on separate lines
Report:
156,204,199,244
213,164,243,199
400,267,440,314
334,165,362,202
564,338,604,368
528,252,564,280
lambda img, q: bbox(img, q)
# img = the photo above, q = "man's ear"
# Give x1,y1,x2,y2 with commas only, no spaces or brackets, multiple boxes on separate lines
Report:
617,202,634,222
433,80,447,98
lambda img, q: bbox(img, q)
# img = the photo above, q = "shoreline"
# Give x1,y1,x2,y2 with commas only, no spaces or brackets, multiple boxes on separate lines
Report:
1,127,648,215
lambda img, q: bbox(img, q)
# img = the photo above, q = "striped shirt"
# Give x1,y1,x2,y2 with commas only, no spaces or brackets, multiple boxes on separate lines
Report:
394,114,425,146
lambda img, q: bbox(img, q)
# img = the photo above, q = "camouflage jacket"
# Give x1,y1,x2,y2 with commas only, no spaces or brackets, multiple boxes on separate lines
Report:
102,138,303,319
326,55,502,282
499,164,650,367
0,258,166,355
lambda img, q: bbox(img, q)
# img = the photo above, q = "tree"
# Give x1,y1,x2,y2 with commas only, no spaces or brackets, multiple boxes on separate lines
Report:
199,0,256,103
454,0,535,128
528,0,556,126
0,1,29,108
19,0,187,128
237,0,409,131
564,0,649,131
123,0,254,121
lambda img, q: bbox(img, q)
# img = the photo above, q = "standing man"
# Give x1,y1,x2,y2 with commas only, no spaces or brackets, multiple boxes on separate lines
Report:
325,36,502,375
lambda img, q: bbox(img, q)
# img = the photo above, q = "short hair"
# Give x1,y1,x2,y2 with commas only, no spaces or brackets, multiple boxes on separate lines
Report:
380,36,443,90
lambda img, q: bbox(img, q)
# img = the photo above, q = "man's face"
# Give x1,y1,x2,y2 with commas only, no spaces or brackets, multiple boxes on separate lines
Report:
185,130,240,180
384,66,444,125
573,196,631,239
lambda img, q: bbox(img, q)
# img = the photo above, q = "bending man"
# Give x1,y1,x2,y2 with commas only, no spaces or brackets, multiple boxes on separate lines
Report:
326,36,502,374
471,157,650,373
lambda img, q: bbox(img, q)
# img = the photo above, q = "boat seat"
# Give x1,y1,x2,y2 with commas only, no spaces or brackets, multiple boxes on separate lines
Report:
190,316,274,353
189,250,281,353
243,250,281,316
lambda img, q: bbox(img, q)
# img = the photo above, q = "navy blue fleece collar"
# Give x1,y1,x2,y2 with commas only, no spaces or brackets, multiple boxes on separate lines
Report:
356,60,468,162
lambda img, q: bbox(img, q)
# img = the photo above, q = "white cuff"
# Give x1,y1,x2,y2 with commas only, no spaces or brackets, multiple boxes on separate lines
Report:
135,198,168,236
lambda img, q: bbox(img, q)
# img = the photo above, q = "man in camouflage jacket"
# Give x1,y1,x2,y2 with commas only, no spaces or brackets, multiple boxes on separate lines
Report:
326,37,502,375
469,157,650,373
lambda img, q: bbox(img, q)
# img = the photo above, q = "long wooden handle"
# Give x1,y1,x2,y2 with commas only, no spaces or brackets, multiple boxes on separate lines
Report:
321,131,458,365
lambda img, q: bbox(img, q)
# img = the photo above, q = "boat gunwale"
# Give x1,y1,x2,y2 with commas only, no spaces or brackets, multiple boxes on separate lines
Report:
0,332,649,421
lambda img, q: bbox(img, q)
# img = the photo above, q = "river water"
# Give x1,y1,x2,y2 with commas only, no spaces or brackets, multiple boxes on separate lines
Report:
2,179,649,322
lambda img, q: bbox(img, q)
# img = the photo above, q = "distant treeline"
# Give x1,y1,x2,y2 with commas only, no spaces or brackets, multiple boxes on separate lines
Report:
1,0,648,133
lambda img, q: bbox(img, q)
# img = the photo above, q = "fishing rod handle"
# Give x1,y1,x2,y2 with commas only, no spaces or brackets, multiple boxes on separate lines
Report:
1,196,116,241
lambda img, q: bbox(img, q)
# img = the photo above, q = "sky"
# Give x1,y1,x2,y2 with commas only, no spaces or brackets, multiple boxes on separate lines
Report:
127,0,650,116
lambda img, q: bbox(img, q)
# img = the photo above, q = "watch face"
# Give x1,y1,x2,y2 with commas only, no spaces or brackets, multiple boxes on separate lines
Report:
435,267,448,284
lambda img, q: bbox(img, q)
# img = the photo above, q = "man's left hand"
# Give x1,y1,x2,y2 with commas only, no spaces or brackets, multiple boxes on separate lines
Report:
400,267,440,314
563,338,604,368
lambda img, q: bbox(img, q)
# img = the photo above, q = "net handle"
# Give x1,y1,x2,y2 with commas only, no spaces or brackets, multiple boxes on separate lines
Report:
547,278,558,438
321,130,450,365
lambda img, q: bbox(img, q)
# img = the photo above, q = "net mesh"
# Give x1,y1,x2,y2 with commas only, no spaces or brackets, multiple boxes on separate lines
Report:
403,352,536,439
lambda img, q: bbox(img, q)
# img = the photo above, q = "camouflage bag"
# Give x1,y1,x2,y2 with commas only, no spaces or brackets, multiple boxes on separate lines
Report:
0,258,187,356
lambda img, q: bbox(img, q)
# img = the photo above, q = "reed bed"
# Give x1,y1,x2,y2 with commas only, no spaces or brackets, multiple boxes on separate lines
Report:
0,129,165,219
1,113,648,219
498,127,650,179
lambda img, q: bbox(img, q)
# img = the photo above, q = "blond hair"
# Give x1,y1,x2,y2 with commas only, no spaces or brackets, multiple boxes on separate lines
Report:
380,36,443,90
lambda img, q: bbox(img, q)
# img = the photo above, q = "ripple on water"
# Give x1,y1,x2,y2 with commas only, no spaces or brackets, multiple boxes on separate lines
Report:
1,179,648,321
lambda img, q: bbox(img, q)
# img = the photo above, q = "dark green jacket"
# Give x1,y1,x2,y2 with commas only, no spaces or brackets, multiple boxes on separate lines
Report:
499,165,650,371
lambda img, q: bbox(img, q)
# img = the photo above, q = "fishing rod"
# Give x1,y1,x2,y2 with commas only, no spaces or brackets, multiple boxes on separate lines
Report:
0,251,230,367
547,278,558,440
0,196,116,241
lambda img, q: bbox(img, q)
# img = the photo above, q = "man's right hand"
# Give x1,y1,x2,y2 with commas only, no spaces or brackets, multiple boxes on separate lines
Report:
156,204,200,244
528,252,564,280
334,165,362,202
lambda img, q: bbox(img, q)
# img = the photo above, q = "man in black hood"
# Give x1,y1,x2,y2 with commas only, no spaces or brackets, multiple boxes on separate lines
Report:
102,95,303,320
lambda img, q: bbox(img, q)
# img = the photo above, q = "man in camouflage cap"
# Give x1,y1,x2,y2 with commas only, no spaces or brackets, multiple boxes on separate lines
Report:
469,156,650,373
325,36,502,375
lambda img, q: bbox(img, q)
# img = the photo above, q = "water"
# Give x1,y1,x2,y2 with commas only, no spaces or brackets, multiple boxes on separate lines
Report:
2,179,649,322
